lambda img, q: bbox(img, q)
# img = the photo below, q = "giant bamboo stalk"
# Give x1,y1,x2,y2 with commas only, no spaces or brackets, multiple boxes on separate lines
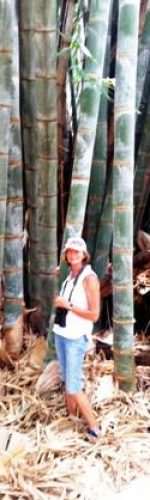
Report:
135,1,150,160
86,7,113,260
57,0,74,243
133,2,150,237
136,0,150,110
19,0,37,307
91,0,117,279
86,92,108,259
34,0,58,321
59,0,111,284
113,0,140,391
135,165,150,237
134,95,150,237
0,0,12,304
3,0,24,331
93,172,113,278
63,0,111,244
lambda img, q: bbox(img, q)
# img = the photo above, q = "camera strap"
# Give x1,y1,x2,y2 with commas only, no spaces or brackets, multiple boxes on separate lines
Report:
61,265,86,302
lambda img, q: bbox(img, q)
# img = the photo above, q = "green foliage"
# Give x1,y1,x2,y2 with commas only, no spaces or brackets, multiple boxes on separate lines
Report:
58,29,115,99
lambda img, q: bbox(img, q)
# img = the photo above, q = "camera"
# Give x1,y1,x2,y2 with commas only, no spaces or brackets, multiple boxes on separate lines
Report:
55,307,68,327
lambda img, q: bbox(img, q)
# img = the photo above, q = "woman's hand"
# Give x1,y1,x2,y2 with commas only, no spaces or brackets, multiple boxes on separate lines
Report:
54,295,69,309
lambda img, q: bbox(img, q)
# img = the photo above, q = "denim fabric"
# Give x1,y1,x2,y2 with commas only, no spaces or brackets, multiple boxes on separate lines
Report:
54,333,89,394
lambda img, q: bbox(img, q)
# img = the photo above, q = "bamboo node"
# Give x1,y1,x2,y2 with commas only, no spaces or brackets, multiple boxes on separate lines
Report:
114,106,133,115
0,151,9,156
36,74,57,81
37,155,57,161
19,26,35,32
38,249,56,256
4,298,24,305
37,221,57,228
34,28,57,34
36,117,57,123
9,162,22,168
4,267,23,275
7,197,23,204
113,284,133,291
113,347,134,356
118,50,136,59
38,193,57,199
71,175,90,182
89,195,103,202
21,77,35,82
114,372,136,383
93,159,106,166
113,248,133,255
5,234,23,241
113,205,133,211
0,104,11,109
25,166,37,172
113,159,133,167
113,317,135,325
78,126,95,134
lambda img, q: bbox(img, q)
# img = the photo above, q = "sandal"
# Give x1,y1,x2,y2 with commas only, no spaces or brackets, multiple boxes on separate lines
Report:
86,427,101,442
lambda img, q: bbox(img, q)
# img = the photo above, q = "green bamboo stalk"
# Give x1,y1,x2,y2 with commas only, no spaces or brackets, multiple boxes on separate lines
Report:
85,15,113,259
63,0,111,244
93,172,113,278
3,0,24,328
134,95,150,236
113,0,140,391
135,166,150,237
139,0,150,33
133,3,150,237
135,1,150,159
0,0,12,301
136,0,150,111
57,0,74,240
19,0,37,307
86,92,108,258
34,0,58,321
91,1,116,278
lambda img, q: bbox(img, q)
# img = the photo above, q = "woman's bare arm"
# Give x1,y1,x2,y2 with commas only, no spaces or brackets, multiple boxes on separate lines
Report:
68,274,100,322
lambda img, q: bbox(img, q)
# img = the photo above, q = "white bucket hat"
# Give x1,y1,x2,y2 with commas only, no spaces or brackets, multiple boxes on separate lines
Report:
62,236,88,256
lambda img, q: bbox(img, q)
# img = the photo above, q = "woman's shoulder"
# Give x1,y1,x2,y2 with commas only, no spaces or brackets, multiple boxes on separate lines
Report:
83,267,100,293
81,264,97,279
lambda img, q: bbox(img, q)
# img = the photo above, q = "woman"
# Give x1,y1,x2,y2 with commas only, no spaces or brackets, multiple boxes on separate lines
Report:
53,236,100,438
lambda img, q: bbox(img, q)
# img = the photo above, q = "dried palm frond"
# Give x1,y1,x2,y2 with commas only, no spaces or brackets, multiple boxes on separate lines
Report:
0,339,15,369
35,360,61,396
3,315,23,359
29,337,47,369
0,335,149,498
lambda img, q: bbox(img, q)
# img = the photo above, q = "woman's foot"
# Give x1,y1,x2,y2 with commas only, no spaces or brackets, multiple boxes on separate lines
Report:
86,427,101,442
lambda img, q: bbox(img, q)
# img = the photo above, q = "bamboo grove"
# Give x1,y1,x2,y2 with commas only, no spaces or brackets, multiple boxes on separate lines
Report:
0,0,150,390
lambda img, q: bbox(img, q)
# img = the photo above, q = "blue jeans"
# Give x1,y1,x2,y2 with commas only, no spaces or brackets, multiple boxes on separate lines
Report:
54,334,89,394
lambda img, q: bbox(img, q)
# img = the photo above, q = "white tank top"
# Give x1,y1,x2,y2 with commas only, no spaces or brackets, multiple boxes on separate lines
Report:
53,264,96,339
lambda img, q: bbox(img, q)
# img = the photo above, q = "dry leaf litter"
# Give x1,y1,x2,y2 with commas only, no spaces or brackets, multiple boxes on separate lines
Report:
0,332,150,500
